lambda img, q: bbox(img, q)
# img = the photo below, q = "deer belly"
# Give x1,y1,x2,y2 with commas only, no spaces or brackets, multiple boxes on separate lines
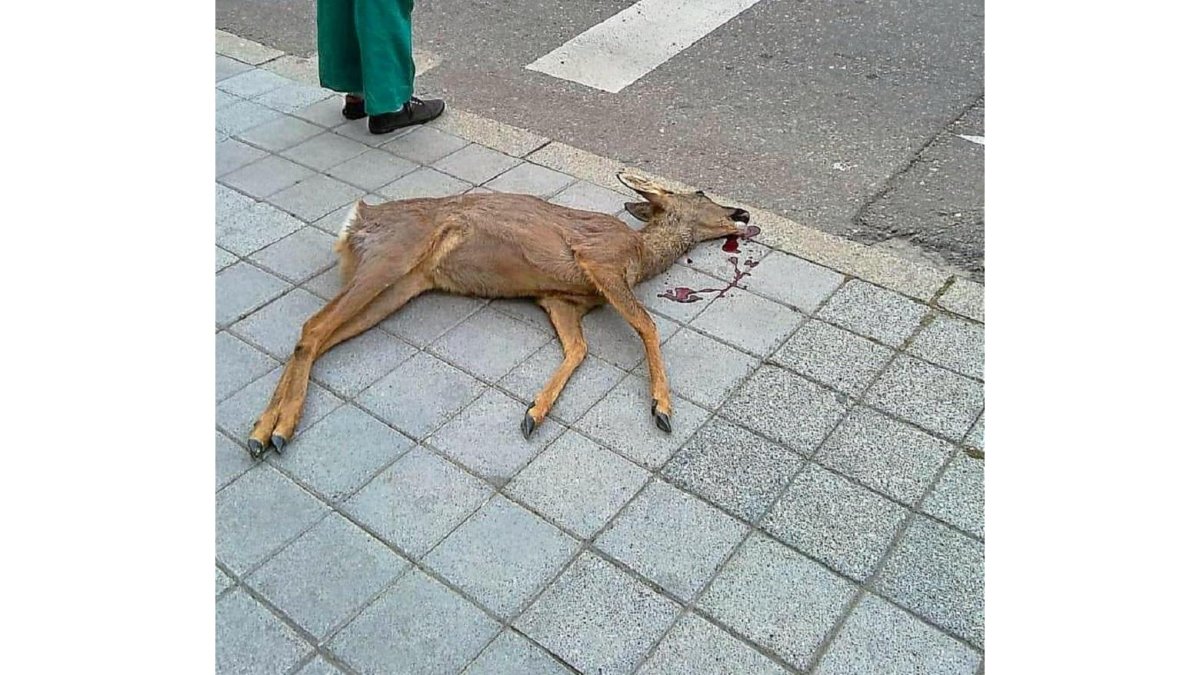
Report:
430,237,589,298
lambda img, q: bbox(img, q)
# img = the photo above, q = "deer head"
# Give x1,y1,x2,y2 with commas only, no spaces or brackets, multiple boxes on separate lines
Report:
617,171,753,242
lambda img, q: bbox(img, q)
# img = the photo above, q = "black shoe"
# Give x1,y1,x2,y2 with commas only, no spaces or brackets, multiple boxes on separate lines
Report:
368,97,446,134
342,96,366,120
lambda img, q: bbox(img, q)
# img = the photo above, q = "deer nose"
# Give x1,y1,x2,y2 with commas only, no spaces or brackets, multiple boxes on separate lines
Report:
731,209,750,223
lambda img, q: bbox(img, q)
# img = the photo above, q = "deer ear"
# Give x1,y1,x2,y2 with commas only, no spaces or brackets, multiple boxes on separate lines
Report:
617,170,670,196
624,201,655,222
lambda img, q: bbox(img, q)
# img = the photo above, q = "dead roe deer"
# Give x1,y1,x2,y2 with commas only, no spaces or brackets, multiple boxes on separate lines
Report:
246,171,754,456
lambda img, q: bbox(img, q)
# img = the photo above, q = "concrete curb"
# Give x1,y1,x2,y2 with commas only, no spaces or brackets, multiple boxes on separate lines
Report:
216,30,983,307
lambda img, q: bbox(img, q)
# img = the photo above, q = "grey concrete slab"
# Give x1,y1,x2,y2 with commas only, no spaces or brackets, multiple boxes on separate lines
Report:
965,412,984,451
328,568,500,675
876,517,985,648
254,83,332,114
938,277,985,322
217,68,292,98
817,280,929,347
429,388,565,484
215,262,289,326
282,132,371,171
635,265,723,323
215,588,309,675
216,182,256,217
517,552,681,675
267,173,366,223
865,355,985,440
215,465,327,574
216,98,284,136
597,479,747,601
382,126,470,164
735,252,845,313
216,138,268,177
343,447,492,557
923,453,984,539
772,319,894,396
219,154,315,199
506,430,649,538
697,533,856,671
548,180,628,214
216,567,234,596
721,365,847,455
463,630,571,675
580,305,681,371
378,291,485,348
680,238,769,281
216,89,240,110
643,327,759,409
662,417,803,523
357,352,487,440
429,307,550,382
818,407,954,506
217,430,258,491
216,365,341,440
216,246,239,273
484,297,554,334
248,514,409,638
292,95,348,128
216,331,276,402
249,226,337,283
310,328,416,398
303,266,342,300
499,344,625,424
639,612,789,675
433,143,522,185
484,162,575,197
333,119,415,147
236,114,324,152
815,593,980,675
762,464,908,580
294,656,343,675
216,53,252,81
575,374,707,468
908,312,985,380
327,148,420,192
691,289,806,358
270,404,414,502
217,201,307,256
377,166,472,200
425,496,577,617
231,288,325,359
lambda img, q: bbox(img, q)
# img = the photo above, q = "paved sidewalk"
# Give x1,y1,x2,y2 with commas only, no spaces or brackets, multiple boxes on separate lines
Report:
216,40,984,675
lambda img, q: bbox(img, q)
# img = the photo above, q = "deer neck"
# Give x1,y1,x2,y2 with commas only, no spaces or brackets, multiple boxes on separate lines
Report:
636,214,693,282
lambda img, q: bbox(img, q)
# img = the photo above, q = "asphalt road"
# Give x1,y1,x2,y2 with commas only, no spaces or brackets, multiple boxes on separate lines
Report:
217,0,984,280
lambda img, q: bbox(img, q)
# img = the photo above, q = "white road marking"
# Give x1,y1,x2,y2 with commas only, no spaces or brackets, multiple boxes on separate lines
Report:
958,134,985,146
526,0,765,93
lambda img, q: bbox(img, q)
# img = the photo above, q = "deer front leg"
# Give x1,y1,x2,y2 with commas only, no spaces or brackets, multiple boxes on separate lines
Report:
522,298,591,438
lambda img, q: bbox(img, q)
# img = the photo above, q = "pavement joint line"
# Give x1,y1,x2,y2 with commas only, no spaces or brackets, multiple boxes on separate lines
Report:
217,30,974,302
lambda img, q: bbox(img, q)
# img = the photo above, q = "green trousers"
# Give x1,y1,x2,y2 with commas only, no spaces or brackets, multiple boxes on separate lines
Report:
317,0,415,116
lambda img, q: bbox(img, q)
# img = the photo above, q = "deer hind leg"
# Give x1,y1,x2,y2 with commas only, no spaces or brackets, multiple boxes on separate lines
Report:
578,260,674,433
521,298,592,438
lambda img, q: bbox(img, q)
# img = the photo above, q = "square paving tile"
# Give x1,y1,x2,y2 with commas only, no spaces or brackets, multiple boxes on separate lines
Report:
216,54,252,81
923,452,984,539
865,355,985,440
216,246,238,273
908,313,984,380
429,389,565,485
294,656,342,675
216,366,341,440
267,173,365,223
875,516,985,647
216,182,256,218
343,447,492,556
382,125,470,164
378,166,471,199
254,83,332,114
816,280,928,347
310,328,416,398
433,143,522,184
429,307,550,382
231,288,325,359
216,589,309,675
292,95,348,128
378,291,484,347
548,181,628,214
248,514,409,638
817,406,954,505
217,200,307,256
488,298,554,334
215,262,289,326
216,99,284,136
499,343,625,424
328,569,500,675
721,365,848,455
761,463,908,580
581,306,681,371
216,331,276,402
596,479,747,601
303,266,342,300
216,138,267,177
965,412,984,450
333,118,414,147
327,148,420,192
236,115,324,152
216,567,234,596
696,533,856,670
772,319,894,396
270,404,414,502
282,132,371,171
937,278,984,322
516,552,681,675
249,227,337,283
217,68,292,98
635,265,723,323
679,238,769,280
215,465,328,574
814,593,980,675
219,154,314,199
640,327,758,409
639,612,788,675
217,430,258,491
425,496,577,617
506,430,649,537
463,630,571,675
662,417,803,522
575,374,707,468
735,252,845,312
691,290,806,358
357,352,487,439
483,162,575,197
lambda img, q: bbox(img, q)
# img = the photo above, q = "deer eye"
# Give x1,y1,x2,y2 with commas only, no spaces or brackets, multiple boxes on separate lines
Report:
696,190,706,197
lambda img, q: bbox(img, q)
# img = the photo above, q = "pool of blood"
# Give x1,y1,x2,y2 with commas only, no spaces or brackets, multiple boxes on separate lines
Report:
660,225,763,304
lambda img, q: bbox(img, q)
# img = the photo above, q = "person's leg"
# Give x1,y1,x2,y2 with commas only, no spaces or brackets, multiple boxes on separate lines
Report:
354,0,415,116
316,0,363,96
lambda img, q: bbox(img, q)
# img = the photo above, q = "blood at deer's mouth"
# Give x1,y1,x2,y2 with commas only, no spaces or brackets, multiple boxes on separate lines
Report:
660,227,764,305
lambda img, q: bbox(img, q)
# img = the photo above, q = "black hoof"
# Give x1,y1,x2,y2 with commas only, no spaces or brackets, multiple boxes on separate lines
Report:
247,438,265,457
270,434,288,453
653,410,672,433
521,406,538,439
